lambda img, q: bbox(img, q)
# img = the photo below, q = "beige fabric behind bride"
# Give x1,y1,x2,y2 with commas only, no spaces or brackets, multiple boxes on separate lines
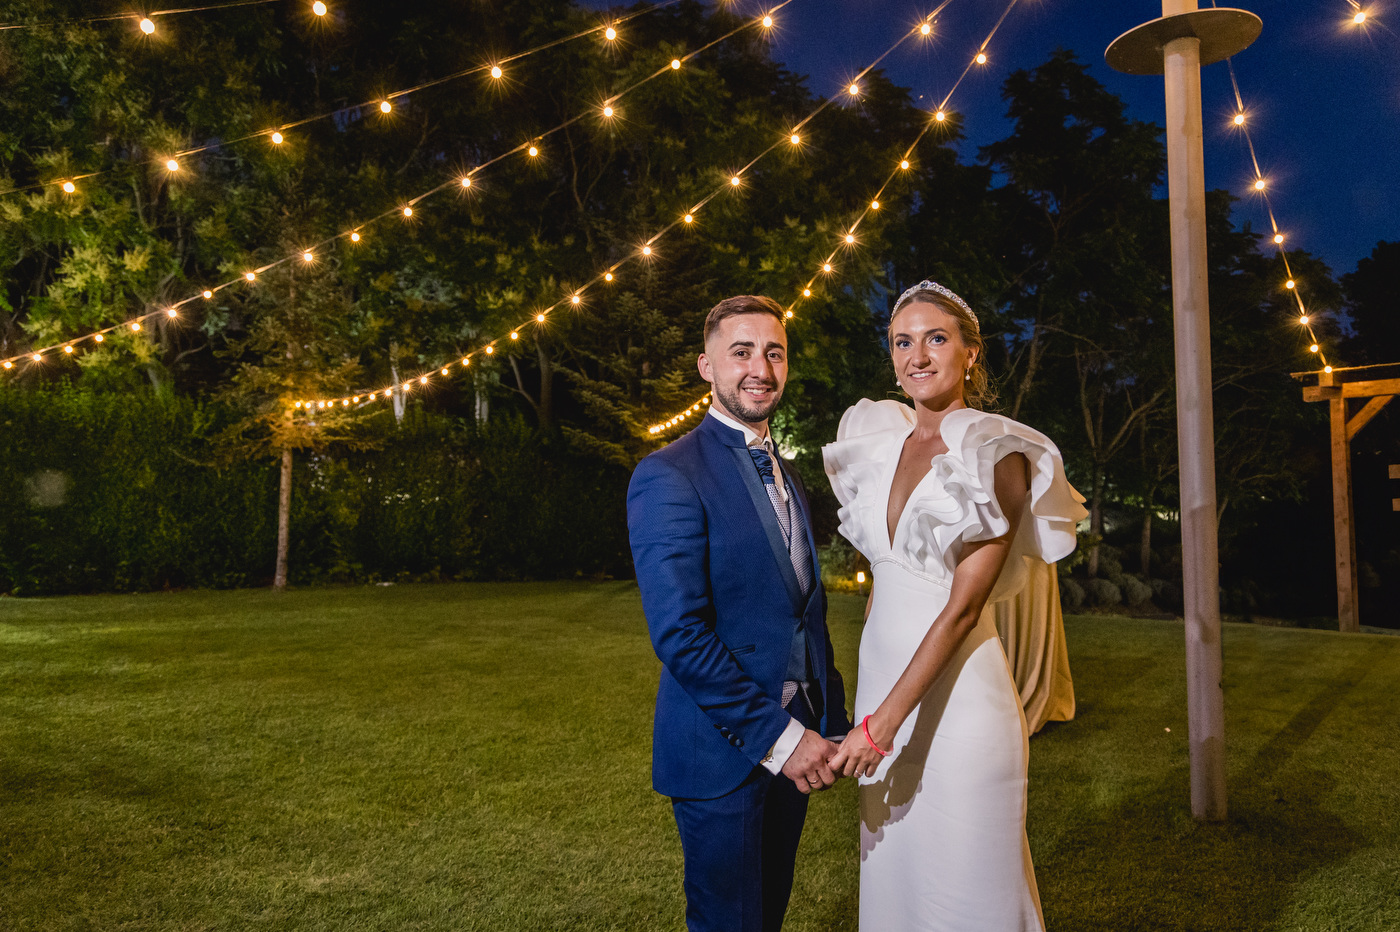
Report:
992,559,1075,734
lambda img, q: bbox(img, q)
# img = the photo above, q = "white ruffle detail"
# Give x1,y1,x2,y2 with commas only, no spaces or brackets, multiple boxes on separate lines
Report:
822,399,1087,602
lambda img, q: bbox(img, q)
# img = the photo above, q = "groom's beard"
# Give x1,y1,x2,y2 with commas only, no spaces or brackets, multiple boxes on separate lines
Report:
715,378,783,424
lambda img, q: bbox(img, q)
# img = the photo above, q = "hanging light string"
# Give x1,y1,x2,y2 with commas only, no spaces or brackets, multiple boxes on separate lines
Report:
646,0,1024,435
1223,57,1332,371
0,4,789,372
290,6,951,415
0,0,679,198
0,0,283,32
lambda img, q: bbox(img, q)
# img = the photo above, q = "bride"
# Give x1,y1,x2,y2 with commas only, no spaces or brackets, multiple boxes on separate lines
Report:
823,280,1087,930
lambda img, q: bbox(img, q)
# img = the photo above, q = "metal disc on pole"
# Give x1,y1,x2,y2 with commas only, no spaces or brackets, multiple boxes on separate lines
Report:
1106,1,1261,823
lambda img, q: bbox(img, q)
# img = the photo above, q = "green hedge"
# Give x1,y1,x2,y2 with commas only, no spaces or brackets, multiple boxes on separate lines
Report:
0,388,631,595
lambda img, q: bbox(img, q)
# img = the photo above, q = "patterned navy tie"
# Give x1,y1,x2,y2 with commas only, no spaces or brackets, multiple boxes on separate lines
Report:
748,444,815,597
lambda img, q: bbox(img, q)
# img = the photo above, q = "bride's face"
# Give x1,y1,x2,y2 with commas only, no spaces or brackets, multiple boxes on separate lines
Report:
890,300,976,407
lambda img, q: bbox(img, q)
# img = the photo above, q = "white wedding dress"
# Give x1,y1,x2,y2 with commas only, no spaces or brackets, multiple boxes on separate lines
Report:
823,399,1087,932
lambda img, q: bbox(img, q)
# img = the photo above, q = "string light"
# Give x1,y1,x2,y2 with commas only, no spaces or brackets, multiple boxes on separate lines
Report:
605,25,617,40
202,290,213,299
461,176,472,187
603,105,615,118
1253,178,1266,191
244,271,256,281
165,308,178,318
302,251,314,262
165,159,180,172
975,52,987,64
899,159,911,170
271,131,284,145
130,322,141,332
380,100,392,113
402,206,413,217
762,15,774,28
730,175,742,186
1234,112,1246,125
870,199,880,210
313,1,327,14
491,65,503,79
528,145,540,157
921,22,932,35
64,345,73,353
848,83,860,95
790,133,801,144
61,181,75,193
683,213,694,223
350,231,361,242
934,110,947,122
671,58,681,70
139,17,155,34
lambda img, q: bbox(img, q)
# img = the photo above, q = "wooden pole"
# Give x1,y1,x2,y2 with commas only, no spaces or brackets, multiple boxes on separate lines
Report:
1329,393,1359,631
1162,0,1227,821
273,447,292,591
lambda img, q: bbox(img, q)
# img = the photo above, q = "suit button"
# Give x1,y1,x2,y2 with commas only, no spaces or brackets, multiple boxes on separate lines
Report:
736,739,744,748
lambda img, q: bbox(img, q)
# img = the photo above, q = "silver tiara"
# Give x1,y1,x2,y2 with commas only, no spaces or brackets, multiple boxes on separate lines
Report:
894,280,979,332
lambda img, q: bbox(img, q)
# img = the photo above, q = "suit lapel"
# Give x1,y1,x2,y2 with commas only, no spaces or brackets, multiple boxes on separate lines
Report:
727,445,805,610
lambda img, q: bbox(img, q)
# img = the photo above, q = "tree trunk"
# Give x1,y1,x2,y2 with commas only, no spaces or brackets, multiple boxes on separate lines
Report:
475,371,490,424
1140,506,1153,580
273,447,292,590
389,342,405,425
1087,463,1105,578
537,340,554,429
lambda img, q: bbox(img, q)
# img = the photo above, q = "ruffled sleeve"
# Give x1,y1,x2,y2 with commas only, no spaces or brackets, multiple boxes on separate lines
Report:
822,399,915,561
906,409,1087,600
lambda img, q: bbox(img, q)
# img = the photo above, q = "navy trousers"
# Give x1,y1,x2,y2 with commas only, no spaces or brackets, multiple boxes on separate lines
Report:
670,697,815,932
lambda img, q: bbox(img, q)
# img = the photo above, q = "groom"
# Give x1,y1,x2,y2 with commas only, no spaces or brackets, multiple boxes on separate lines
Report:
627,295,851,932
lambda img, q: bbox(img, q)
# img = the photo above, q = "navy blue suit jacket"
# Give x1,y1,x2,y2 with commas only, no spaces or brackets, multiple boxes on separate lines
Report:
627,414,851,800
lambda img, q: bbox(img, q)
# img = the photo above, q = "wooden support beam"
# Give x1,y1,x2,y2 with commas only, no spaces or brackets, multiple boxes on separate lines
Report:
1302,377,1400,402
1348,395,1395,441
1330,398,1360,632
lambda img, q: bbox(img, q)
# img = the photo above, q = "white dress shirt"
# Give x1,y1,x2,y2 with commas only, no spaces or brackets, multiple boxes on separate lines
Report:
706,407,806,774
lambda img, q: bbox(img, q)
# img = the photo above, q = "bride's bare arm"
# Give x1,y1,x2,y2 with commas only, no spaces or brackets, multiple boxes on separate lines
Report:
829,451,1030,778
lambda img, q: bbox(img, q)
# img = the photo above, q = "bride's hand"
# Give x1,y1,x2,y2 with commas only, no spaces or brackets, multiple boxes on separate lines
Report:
828,720,890,779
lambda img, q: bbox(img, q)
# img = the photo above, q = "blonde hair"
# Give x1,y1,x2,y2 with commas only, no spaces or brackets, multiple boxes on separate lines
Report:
889,291,995,409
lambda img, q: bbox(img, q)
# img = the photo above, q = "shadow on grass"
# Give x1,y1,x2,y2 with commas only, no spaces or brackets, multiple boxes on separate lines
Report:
1038,651,1381,932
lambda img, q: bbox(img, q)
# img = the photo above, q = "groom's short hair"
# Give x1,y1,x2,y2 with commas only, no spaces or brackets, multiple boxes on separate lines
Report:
703,295,785,344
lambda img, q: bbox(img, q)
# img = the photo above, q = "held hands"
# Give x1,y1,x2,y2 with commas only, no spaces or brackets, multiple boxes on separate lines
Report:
827,715,891,779
781,729,841,794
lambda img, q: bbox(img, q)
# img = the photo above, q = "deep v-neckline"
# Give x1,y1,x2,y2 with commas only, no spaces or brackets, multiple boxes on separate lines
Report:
883,421,948,551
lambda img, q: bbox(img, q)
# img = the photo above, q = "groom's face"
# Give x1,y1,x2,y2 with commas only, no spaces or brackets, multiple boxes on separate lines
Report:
698,313,788,427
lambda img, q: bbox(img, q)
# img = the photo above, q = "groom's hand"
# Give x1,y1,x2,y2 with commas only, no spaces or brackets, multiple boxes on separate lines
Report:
782,729,840,794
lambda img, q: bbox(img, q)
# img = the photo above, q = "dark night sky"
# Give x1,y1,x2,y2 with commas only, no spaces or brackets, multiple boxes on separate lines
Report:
589,0,1400,277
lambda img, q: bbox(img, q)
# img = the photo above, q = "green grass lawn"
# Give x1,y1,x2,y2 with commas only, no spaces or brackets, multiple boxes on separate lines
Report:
1,583,1398,931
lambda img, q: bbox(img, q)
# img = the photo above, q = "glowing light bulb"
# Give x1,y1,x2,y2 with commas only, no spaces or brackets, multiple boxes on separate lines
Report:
295,401,303,408
369,393,377,400
571,295,581,305
202,290,213,299
605,26,617,40
352,396,360,403
419,375,428,384
857,571,866,583
790,133,801,144
350,232,361,242
491,65,503,79
64,345,73,353
1286,279,1296,289
2,361,11,369
61,181,76,193
762,15,773,28
641,245,653,256
870,199,880,210
785,310,794,318
975,52,987,64
1254,178,1266,191
822,263,833,273
165,158,180,172
312,1,327,14
139,17,155,34
1273,232,1284,244
1299,314,1310,324
462,357,470,366
1324,365,1333,373
461,176,472,187
130,322,141,332
271,131,284,145
245,272,256,281
848,83,860,96
509,331,519,340
402,206,413,217
485,346,495,354
95,334,104,342
1354,10,1367,23
528,146,539,157
803,288,811,297
671,59,681,70
603,105,614,118
900,159,910,170
1234,112,1245,125
537,313,547,322
32,353,42,361
440,368,449,376
1310,343,1320,353
845,233,856,244
920,22,932,35
302,252,314,262
165,308,177,318
380,100,392,113
731,175,741,186
935,110,946,122
683,213,694,223
604,272,614,281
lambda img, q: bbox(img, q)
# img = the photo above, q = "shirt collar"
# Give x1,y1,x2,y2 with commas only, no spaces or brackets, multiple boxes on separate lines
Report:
706,406,770,448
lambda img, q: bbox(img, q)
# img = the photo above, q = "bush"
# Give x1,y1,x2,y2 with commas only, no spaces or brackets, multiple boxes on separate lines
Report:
0,387,631,594
818,535,866,593
1151,578,1183,612
1086,577,1123,607
1059,577,1086,610
1120,574,1153,607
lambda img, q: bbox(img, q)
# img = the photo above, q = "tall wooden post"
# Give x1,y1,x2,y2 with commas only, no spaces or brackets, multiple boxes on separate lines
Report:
1329,392,1359,631
1107,2,1259,822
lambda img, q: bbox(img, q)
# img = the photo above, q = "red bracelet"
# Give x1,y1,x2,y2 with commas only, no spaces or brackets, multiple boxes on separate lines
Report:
861,715,890,757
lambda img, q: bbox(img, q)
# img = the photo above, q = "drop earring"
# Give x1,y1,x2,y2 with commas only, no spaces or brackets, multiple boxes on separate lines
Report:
965,369,971,381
